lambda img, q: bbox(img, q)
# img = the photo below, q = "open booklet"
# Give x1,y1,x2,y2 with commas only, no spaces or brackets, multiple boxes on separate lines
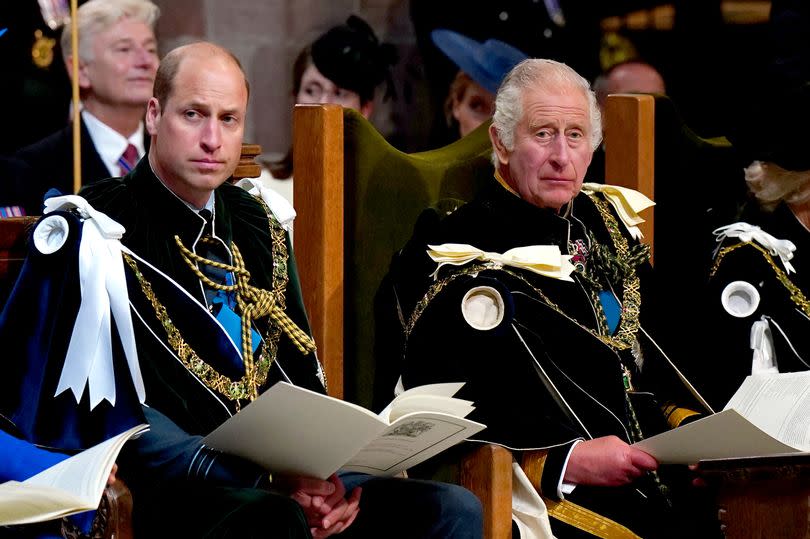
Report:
633,371,810,464
0,424,149,526
203,382,486,479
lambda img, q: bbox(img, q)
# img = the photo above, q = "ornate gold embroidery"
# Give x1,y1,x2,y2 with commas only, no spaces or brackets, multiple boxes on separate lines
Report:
255,197,327,392
32,30,55,68
123,253,262,407
711,241,810,319
405,194,645,352
122,198,321,405
588,195,644,350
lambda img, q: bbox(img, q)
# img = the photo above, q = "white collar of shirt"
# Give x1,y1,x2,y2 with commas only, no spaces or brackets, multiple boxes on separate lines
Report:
81,109,146,177
186,193,215,213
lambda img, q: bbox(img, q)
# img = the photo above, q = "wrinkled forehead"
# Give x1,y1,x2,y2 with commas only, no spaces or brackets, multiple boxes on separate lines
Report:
520,84,591,124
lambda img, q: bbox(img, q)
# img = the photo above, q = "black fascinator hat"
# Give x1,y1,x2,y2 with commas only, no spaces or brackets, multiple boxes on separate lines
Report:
310,15,398,103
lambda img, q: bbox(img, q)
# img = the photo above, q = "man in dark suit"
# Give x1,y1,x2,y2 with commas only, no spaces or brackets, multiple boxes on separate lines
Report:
14,0,159,214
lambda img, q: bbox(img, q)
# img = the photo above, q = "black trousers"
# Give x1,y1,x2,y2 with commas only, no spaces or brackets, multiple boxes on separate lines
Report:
133,484,311,539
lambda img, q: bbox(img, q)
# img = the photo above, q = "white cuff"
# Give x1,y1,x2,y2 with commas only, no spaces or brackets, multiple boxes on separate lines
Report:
557,439,583,499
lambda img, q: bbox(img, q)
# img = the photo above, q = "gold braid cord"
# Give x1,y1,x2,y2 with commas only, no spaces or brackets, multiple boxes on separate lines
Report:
124,253,260,405
520,452,642,538
406,194,644,351
123,225,316,405
711,241,810,319
254,196,326,392
544,499,642,539
175,237,316,357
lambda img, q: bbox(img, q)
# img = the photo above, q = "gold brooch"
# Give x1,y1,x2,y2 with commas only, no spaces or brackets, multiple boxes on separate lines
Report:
32,30,56,69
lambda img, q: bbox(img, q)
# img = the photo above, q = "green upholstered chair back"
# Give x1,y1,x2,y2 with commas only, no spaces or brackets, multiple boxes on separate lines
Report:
292,105,513,538
293,105,493,407
343,110,493,407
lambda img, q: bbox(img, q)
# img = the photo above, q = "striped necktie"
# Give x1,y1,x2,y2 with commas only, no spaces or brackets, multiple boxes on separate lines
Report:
118,144,139,176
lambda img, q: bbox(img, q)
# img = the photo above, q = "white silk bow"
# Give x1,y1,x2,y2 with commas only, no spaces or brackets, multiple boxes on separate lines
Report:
427,243,575,282
581,183,655,240
713,222,797,273
44,195,145,409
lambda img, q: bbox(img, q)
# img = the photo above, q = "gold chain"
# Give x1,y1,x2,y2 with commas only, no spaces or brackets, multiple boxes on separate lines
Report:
589,195,643,349
405,194,644,351
711,241,810,319
122,198,320,405
123,253,264,407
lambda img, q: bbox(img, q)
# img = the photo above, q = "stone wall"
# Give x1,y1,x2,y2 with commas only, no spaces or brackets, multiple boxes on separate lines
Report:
152,0,425,157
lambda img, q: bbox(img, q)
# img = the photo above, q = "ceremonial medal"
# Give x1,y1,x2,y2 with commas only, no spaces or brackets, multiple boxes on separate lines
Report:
568,238,589,273
32,0,70,69
32,30,56,69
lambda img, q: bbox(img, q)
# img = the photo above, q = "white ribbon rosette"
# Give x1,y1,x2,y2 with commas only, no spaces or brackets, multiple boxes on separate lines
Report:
427,243,575,282
581,183,655,240
713,222,797,273
43,195,145,409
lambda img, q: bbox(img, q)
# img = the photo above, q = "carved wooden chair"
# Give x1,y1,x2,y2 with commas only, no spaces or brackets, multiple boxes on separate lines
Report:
603,93,745,263
293,104,514,538
292,92,747,537
291,96,732,538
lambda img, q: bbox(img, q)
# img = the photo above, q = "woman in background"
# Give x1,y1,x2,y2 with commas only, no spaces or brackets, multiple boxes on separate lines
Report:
260,15,397,199
430,29,526,138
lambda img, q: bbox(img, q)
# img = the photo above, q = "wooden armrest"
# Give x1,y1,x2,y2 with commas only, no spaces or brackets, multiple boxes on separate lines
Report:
697,455,810,539
101,479,133,539
459,444,513,539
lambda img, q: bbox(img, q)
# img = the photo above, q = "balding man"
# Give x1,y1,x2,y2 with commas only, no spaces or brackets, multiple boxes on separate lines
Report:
593,60,666,113
81,42,482,539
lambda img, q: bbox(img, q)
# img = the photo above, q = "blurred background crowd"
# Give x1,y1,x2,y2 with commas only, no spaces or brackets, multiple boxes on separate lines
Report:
0,0,796,159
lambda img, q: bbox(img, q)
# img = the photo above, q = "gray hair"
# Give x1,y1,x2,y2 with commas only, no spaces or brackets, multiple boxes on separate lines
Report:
61,0,160,63
491,59,602,166
745,160,810,211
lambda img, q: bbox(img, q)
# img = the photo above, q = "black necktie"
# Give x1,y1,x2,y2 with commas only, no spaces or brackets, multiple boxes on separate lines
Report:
197,209,229,304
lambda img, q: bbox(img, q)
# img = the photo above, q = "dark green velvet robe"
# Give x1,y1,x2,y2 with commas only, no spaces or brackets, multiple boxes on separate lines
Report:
384,179,715,538
81,158,325,435
80,158,317,538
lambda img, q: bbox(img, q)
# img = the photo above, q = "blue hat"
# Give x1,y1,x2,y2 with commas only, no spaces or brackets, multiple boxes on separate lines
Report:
431,29,528,95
